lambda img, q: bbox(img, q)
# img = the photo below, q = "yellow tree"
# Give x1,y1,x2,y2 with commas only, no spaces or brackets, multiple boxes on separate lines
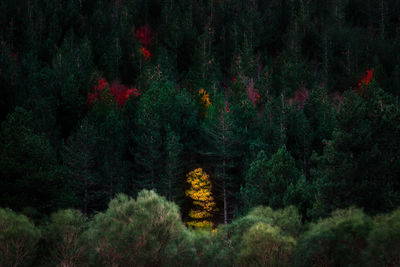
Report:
185,168,216,229
198,88,211,118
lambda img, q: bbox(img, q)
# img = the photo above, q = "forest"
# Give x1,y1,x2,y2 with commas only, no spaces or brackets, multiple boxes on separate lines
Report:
0,0,399,266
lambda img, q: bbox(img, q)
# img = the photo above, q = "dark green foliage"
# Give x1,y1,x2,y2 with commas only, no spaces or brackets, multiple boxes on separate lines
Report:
0,1,399,264
203,97,240,224
0,208,40,267
0,107,64,214
311,86,400,218
182,229,232,267
241,146,313,217
132,80,198,195
62,119,102,213
162,125,184,202
293,208,372,267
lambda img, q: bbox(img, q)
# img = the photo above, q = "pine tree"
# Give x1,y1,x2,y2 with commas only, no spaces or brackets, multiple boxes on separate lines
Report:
132,93,163,191
96,110,130,200
203,100,239,224
162,125,183,202
62,119,101,213
241,146,309,212
0,107,63,213
311,87,400,218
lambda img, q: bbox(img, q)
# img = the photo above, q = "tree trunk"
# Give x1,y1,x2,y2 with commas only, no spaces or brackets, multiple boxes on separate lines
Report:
223,158,228,225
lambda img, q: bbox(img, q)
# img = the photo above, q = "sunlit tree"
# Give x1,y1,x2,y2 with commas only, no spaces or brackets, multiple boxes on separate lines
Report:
186,168,217,229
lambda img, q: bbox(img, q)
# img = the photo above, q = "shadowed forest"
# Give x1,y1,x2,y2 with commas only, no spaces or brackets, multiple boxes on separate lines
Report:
0,0,399,266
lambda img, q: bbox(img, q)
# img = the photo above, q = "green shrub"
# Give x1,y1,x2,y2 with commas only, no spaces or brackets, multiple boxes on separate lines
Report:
229,206,301,254
228,206,301,266
364,208,400,266
237,222,295,266
43,209,89,266
87,190,188,266
247,206,302,237
184,229,233,266
0,208,40,267
293,208,371,267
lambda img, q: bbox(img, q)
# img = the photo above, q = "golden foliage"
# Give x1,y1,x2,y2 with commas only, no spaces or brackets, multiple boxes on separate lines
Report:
186,220,213,229
198,88,211,108
186,168,216,229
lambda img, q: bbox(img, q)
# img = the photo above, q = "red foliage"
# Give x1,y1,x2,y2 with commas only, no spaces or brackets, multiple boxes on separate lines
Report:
136,25,153,47
255,93,261,105
140,47,151,60
135,25,153,61
294,88,309,110
357,69,374,87
356,68,374,95
232,77,237,83
87,78,140,109
225,101,230,112
87,78,107,105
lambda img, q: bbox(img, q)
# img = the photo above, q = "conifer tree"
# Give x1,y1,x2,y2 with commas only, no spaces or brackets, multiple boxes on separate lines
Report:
241,146,310,214
0,107,63,213
62,119,101,213
132,86,163,192
162,125,183,202
203,99,239,224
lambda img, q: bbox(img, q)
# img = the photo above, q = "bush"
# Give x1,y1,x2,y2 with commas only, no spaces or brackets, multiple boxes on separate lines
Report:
364,208,400,266
247,206,302,237
228,206,301,266
184,229,233,266
87,190,188,266
43,209,89,266
293,208,371,267
0,208,40,267
237,222,295,266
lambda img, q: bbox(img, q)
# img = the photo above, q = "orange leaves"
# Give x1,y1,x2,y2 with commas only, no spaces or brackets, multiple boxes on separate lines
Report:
198,88,211,119
198,88,211,108
186,168,216,229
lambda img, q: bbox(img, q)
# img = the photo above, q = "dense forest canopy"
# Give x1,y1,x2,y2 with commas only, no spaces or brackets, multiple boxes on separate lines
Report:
0,0,399,266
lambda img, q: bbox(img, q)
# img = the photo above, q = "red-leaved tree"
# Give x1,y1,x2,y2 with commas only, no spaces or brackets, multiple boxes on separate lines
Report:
135,25,153,61
87,78,139,109
356,68,374,94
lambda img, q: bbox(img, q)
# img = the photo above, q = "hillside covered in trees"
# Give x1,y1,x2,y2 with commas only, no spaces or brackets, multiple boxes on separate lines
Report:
0,0,400,266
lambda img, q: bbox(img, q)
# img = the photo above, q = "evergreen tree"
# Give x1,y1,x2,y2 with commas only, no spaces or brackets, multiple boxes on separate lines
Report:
241,146,310,214
62,119,102,213
162,125,183,202
132,91,163,192
0,107,63,214
311,87,400,218
203,99,239,224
